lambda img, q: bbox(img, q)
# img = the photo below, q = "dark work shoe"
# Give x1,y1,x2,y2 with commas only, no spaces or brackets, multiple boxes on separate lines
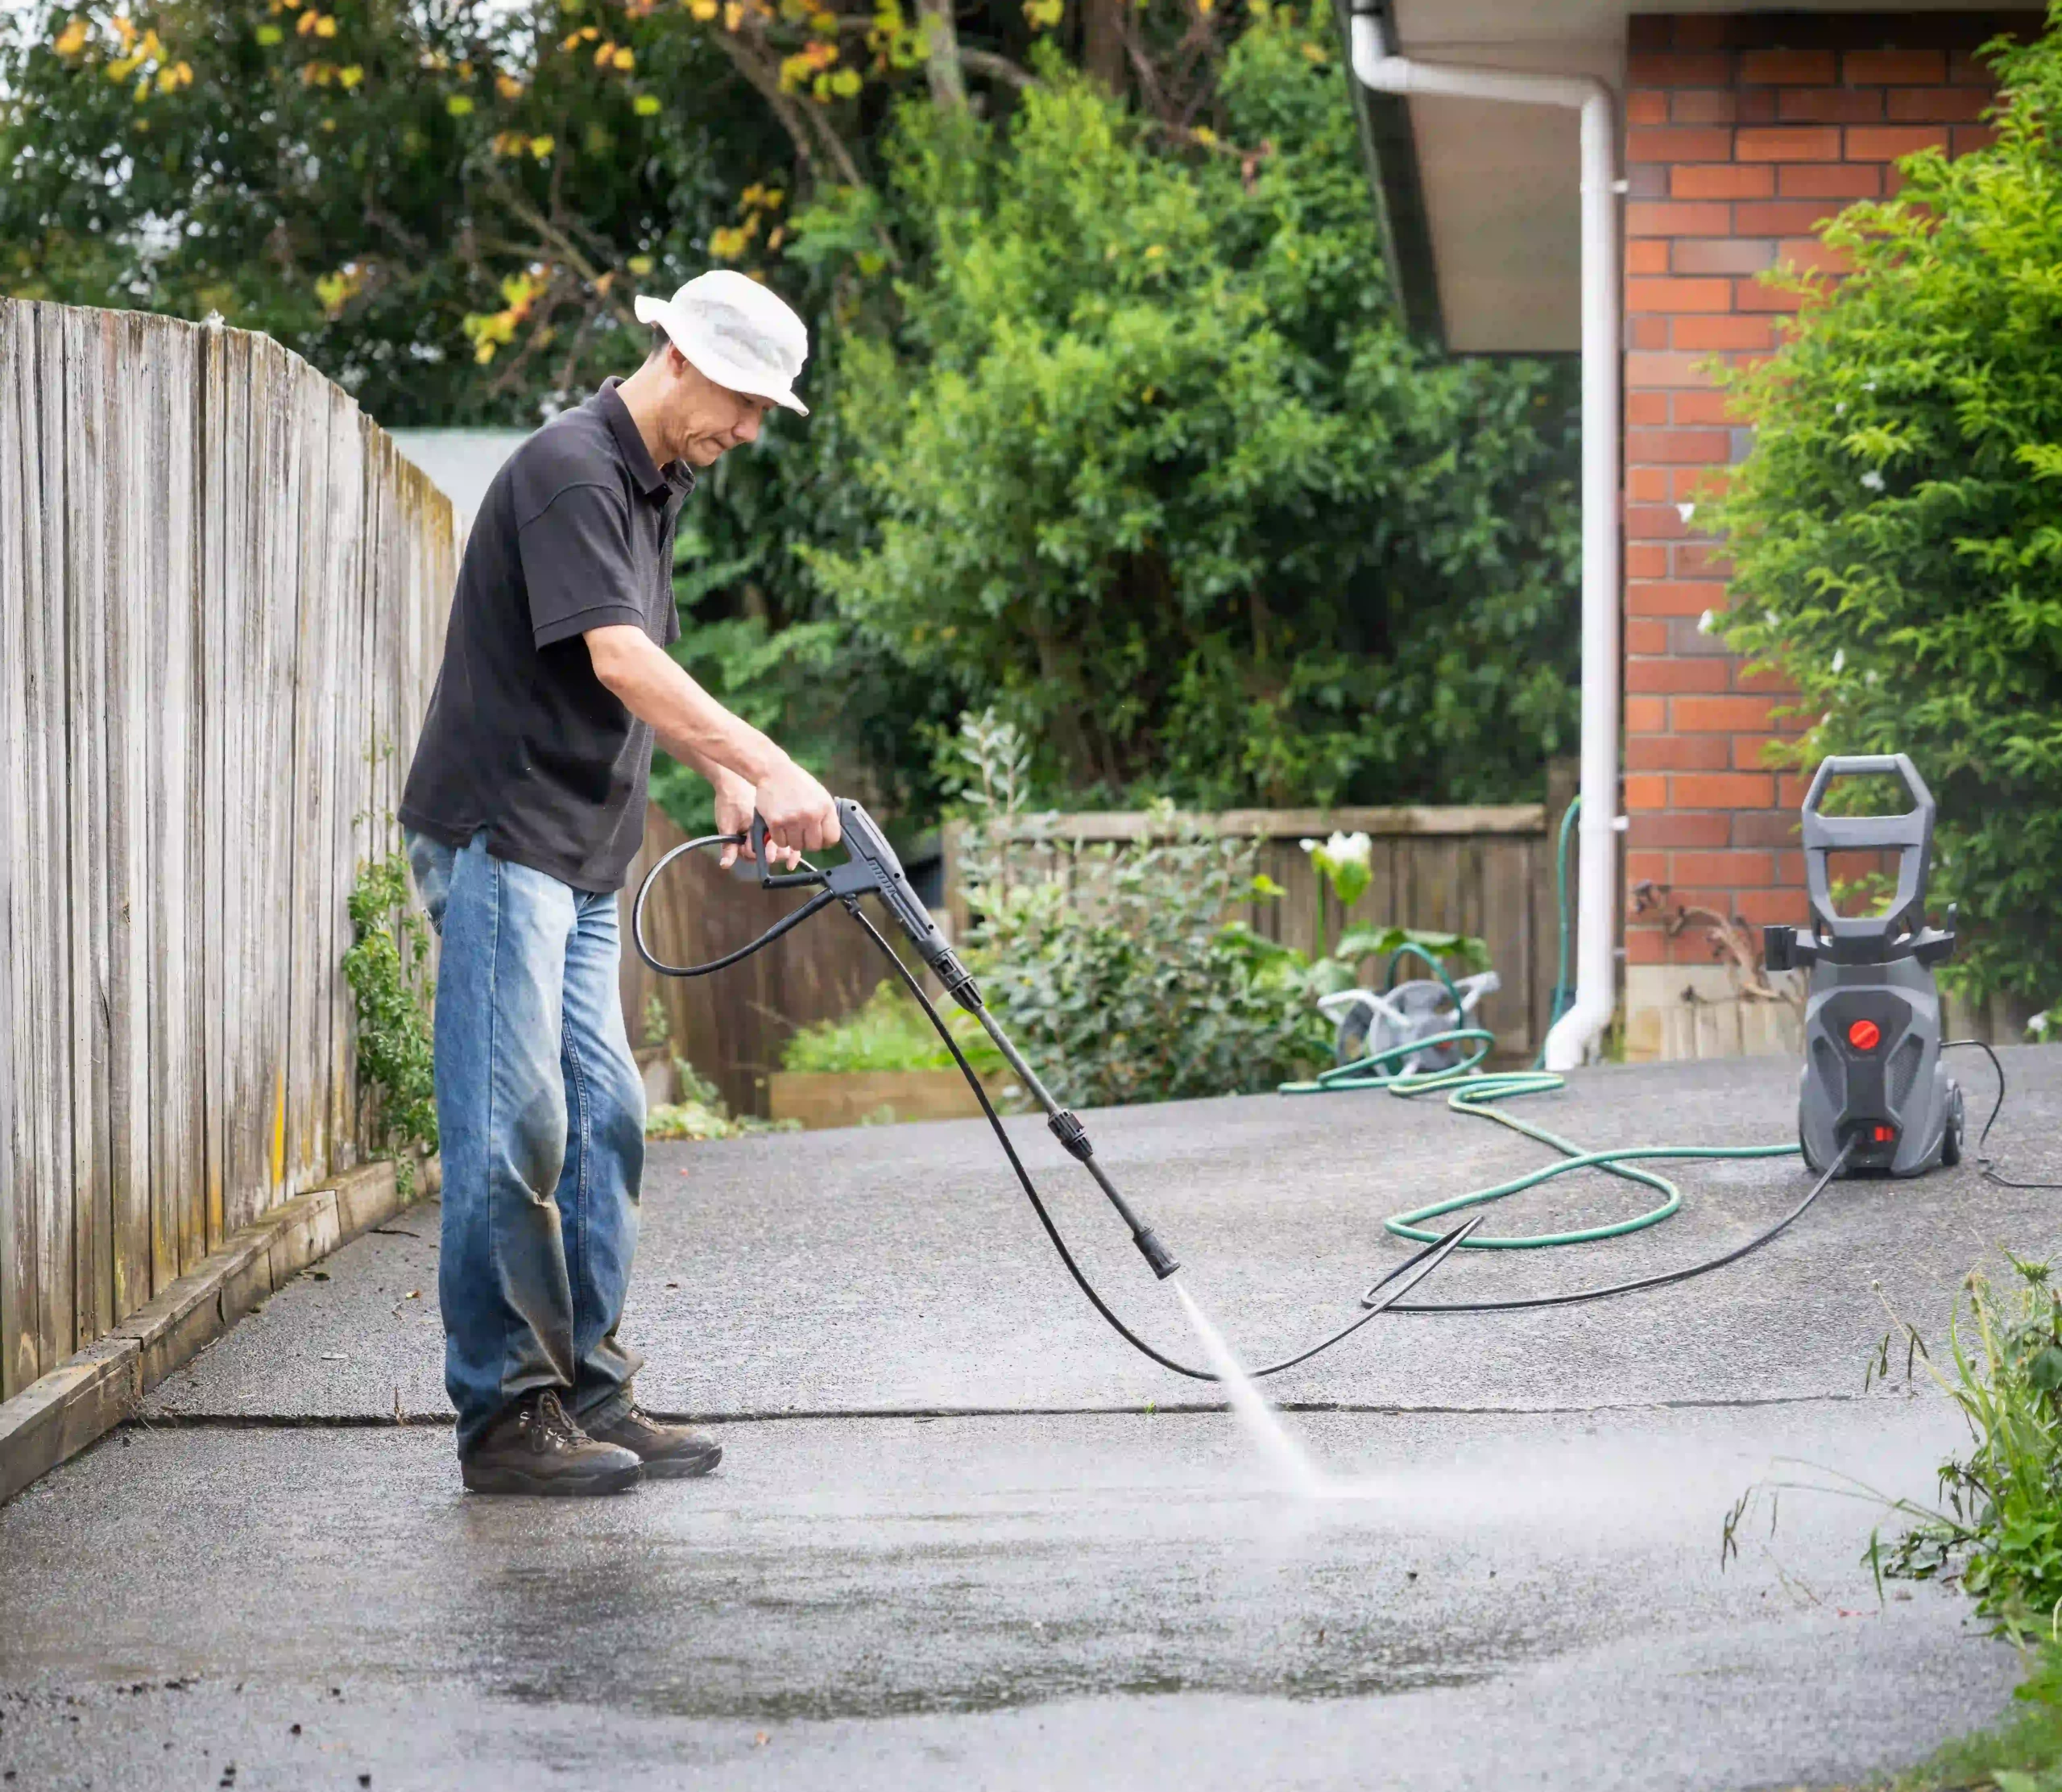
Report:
461,1391,643,1496
584,1405,723,1480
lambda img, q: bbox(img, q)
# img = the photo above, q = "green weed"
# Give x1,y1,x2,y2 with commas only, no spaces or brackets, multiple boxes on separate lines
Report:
342,850,437,1197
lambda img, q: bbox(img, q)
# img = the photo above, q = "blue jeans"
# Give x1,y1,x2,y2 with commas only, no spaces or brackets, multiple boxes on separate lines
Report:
407,831,646,1457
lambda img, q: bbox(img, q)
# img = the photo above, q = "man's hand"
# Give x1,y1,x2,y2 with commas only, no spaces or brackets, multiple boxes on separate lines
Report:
754,759,839,867
711,771,758,871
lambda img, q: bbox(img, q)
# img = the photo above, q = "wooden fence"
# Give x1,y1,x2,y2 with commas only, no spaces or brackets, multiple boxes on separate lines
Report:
942,795,1575,1065
0,300,457,1400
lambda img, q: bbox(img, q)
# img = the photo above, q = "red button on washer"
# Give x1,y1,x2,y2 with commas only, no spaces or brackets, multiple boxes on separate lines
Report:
1848,1019,1882,1051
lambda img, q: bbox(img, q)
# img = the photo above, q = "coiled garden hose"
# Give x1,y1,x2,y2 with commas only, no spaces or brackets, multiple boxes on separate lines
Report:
1273,787,1836,1296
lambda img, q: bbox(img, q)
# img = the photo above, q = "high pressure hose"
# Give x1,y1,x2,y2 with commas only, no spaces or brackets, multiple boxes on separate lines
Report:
631,806,1864,1381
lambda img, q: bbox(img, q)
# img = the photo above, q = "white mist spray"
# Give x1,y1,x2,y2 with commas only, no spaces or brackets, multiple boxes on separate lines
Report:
1170,1277,1327,1497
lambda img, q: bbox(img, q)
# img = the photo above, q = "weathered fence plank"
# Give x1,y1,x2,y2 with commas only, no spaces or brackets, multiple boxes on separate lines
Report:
23,304,75,1382
0,300,455,1373
0,300,31,1396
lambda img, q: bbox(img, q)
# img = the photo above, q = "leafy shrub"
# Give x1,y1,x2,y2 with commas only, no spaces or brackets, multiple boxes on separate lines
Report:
780,980,1005,1076
1712,13,2062,1006
342,851,437,1194
951,713,1489,1107
645,1063,799,1142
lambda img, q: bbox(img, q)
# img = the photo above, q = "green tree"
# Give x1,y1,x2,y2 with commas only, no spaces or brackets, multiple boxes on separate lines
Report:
0,0,787,423
1712,7,2062,1007
800,23,1580,809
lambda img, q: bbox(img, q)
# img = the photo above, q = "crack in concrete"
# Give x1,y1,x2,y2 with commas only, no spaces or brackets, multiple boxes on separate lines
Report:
125,1388,1888,1430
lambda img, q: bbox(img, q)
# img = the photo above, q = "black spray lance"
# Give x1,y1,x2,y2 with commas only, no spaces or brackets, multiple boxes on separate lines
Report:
631,797,1481,1382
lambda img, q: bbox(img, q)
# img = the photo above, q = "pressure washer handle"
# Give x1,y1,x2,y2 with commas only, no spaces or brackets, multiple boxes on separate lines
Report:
748,814,829,890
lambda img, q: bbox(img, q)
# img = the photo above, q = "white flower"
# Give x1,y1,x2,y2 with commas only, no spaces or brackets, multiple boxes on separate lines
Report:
1697,609,1716,635
1677,502,1697,525
1861,470,1886,492
1323,830,1372,867
1298,838,1319,854
1830,648,1845,674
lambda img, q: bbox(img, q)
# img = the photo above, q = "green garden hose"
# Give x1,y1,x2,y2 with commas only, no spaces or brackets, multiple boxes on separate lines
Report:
1279,794,1802,1251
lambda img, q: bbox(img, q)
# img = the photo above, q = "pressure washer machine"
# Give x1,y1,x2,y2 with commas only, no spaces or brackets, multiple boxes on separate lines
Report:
1763,752,1966,1177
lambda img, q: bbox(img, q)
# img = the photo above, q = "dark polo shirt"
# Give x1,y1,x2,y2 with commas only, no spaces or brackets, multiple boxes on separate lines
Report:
400,379,694,893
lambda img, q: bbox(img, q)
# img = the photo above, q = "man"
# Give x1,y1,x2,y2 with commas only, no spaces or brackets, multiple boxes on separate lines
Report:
399,271,839,1496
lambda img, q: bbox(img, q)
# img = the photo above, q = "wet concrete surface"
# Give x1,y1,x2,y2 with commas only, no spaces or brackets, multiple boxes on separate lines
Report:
6,1049,2060,1786
0,1405,2019,1787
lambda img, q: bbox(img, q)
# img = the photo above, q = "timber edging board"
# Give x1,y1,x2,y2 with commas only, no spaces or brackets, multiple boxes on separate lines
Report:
984,805,1546,842
0,1154,434,1506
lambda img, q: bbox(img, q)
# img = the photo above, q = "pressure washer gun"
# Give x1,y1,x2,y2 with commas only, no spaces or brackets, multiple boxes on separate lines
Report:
1761,753,1965,1177
676,799,1183,1280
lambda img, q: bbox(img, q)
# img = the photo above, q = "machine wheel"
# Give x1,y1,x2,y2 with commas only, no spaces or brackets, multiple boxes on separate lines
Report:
1941,1082,1965,1168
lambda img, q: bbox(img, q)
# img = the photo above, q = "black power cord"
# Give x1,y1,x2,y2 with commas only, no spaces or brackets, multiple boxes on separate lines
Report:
1943,1038,2062,1190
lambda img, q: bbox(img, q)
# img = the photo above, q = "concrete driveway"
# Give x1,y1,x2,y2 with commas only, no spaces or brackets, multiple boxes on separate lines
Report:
3,1047,2059,1789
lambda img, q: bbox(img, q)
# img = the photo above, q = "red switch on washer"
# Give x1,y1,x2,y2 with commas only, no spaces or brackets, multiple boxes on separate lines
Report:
1847,1018,1882,1051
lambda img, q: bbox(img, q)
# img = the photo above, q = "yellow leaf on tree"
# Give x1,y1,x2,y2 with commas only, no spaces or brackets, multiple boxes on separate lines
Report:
594,271,615,293
495,72,524,98
611,45,634,69
338,63,362,87
255,23,283,43
112,14,137,48
446,93,474,114
829,66,861,96
1299,39,1325,61
633,93,660,114
627,255,656,275
593,38,615,64
688,0,718,18
296,10,318,32
723,2,745,30
52,19,88,56
809,10,837,29
528,134,555,157
315,14,337,35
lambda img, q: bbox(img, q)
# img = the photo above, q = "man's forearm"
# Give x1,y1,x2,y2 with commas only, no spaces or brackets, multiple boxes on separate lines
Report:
587,626,789,786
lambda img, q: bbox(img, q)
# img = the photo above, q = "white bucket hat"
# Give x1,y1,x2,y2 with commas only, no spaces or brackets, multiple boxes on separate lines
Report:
634,271,810,416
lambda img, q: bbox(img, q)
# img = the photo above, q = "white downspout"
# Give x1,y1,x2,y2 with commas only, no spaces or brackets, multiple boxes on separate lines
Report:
1350,12,1621,1071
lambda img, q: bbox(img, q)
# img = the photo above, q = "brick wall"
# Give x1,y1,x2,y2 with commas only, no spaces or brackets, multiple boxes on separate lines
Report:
1618,10,2034,1060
